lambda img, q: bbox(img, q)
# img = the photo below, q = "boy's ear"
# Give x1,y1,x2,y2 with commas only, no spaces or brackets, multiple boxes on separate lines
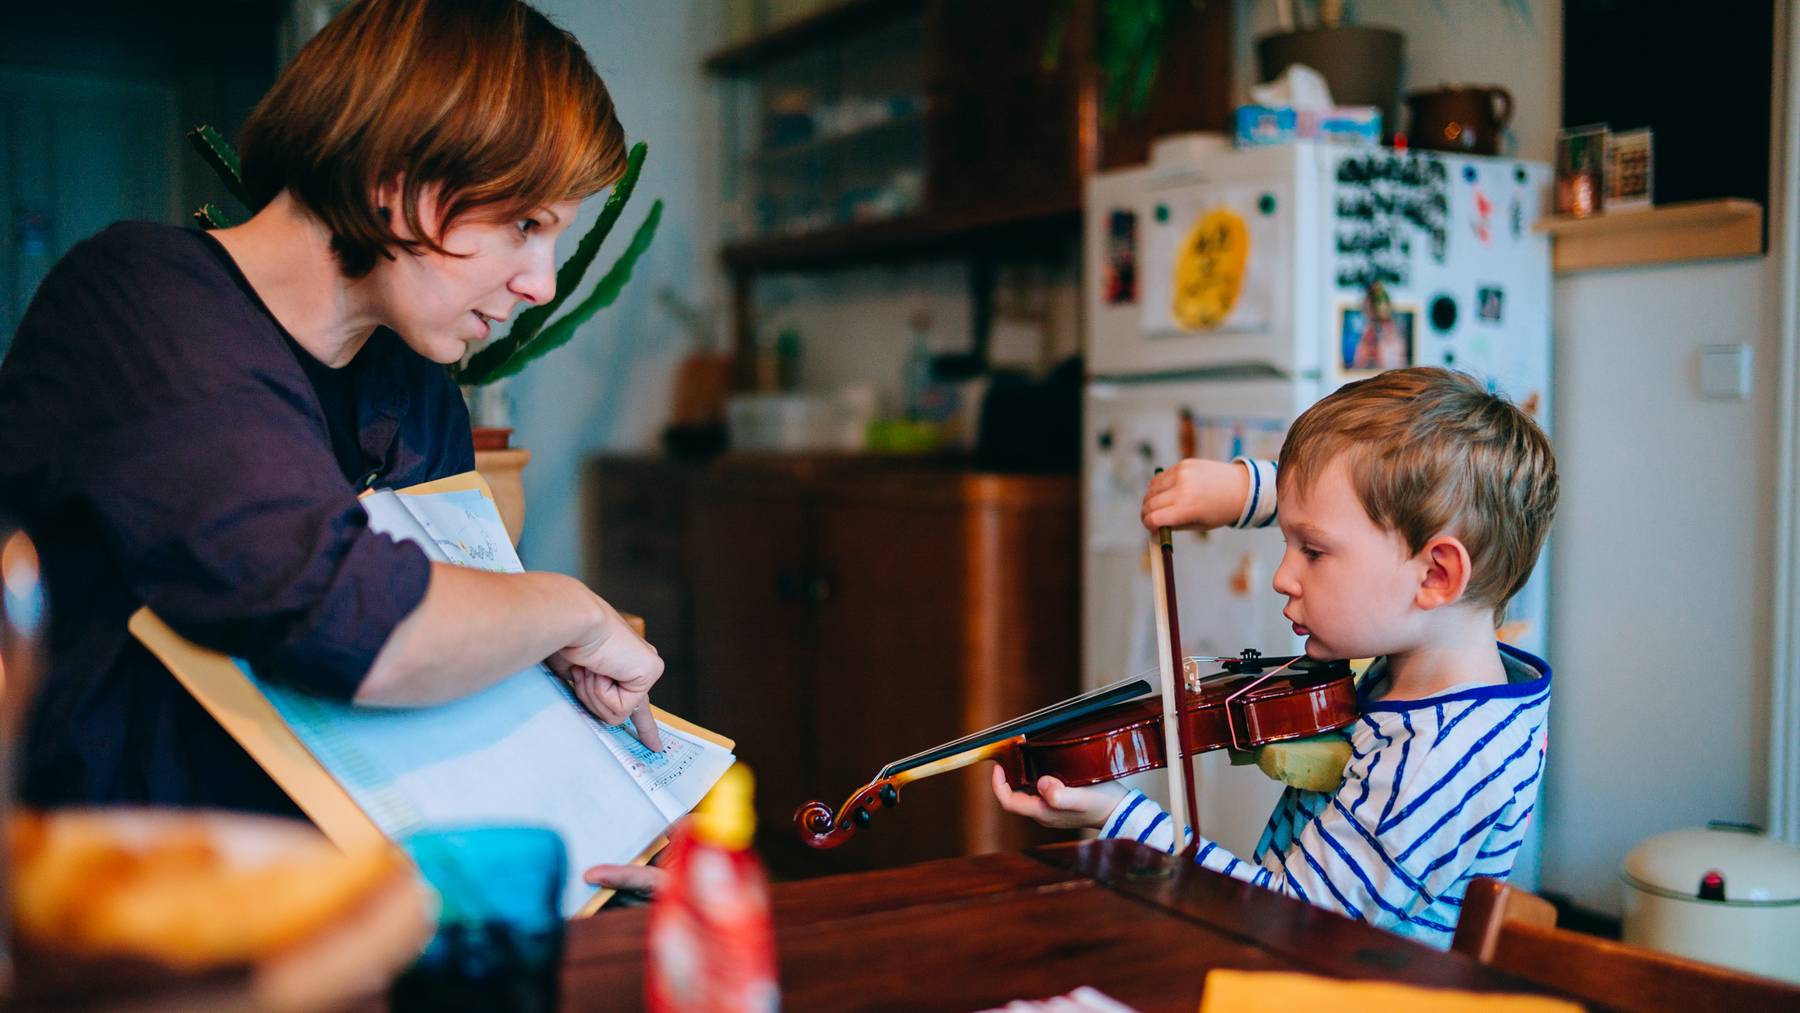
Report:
1415,535,1473,611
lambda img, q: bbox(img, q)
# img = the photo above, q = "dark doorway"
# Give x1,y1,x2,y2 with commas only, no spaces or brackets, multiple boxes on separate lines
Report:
1,1,284,347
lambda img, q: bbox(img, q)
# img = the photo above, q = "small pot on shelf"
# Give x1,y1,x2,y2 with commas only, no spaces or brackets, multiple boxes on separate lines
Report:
471,426,512,452
1255,25,1404,135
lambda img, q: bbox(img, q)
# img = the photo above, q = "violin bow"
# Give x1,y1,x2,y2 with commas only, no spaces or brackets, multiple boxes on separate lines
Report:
1149,505,1202,857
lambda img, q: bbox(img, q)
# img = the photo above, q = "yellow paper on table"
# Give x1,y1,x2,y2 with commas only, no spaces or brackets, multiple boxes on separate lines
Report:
134,470,734,919
1198,969,1581,1013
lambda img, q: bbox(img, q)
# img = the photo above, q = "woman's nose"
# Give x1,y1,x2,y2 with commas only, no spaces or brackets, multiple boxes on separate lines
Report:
510,250,557,306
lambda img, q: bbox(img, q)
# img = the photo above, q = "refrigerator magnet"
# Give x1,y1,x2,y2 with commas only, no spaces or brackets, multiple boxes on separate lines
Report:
1171,207,1249,331
1477,286,1504,324
1339,289,1418,374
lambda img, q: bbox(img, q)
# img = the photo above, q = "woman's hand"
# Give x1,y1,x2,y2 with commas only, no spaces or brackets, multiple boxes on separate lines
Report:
989,765,1127,831
1141,458,1250,533
584,819,680,899
583,861,666,896
547,595,664,751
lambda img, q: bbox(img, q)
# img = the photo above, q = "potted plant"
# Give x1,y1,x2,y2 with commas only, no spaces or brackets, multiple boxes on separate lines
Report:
1254,1,1404,131
1044,0,1206,126
188,127,662,544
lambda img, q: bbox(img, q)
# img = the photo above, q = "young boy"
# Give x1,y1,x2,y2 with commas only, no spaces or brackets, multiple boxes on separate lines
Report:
992,366,1557,949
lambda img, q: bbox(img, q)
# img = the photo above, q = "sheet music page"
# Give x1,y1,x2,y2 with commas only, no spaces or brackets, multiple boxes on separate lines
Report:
256,482,736,915
391,487,522,572
361,489,445,561
592,719,736,823
380,485,732,811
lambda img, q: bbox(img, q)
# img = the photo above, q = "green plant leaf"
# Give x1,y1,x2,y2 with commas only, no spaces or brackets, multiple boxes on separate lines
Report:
460,198,663,385
187,125,251,209
192,203,233,229
1040,0,1075,70
452,141,649,386
1127,7,1168,118
1092,0,1204,125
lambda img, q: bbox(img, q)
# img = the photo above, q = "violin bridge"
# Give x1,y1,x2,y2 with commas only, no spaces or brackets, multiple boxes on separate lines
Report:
1183,656,1203,693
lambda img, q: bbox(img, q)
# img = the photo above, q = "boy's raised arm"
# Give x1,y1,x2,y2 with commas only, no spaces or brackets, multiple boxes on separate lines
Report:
1141,457,1277,532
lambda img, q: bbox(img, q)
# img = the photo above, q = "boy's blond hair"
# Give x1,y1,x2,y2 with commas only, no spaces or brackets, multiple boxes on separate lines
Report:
1277,367,1558,621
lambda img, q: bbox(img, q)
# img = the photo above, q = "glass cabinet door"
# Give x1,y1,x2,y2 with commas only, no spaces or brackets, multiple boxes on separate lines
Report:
720,13,925,242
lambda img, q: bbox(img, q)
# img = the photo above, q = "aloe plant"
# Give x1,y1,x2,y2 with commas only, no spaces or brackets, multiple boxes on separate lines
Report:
187,126,662,387
188,125,249,229
1043,0,1206,126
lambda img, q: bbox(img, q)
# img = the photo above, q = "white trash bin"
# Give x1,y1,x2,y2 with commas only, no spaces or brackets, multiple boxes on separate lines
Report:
1621,823,1800,984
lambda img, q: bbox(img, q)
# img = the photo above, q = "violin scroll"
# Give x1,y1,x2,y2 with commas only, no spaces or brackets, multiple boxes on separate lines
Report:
794,781,901,849
794,799,849,849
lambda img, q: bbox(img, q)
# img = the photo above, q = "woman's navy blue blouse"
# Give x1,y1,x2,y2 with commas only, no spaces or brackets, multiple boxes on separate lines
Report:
0,222,474,814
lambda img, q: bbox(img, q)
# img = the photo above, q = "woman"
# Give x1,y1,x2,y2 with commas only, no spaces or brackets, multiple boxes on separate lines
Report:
0,0,662,827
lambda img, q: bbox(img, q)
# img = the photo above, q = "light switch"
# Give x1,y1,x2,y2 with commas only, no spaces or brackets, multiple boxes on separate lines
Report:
1700,344,1752,400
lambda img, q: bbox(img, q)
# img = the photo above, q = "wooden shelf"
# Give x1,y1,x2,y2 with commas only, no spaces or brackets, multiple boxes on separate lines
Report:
724,214,936,271
703,0,923,76
746,110,925,165
722,202,1081,273
1533,198,1765,273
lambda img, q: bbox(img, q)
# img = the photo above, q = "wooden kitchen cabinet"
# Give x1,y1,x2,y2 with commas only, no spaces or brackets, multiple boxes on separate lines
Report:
923,0,1085,225
586,455,1081,879
707,0,1235,274
583,457,700,721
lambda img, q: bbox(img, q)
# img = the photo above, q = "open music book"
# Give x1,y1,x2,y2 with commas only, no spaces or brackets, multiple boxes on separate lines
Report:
132,471,734,918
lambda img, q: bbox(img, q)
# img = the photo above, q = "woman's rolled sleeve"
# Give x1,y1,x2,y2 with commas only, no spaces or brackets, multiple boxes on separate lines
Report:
258,523,430,698
76,385,432,700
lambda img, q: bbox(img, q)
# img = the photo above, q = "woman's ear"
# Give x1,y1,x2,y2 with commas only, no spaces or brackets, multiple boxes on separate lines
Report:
1415,535,1473,611
372,175,416,240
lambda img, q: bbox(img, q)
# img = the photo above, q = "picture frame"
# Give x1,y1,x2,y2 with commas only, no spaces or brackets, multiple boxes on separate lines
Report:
1555,123,1608,217
1339,301,1417,374
1607,127,1654,211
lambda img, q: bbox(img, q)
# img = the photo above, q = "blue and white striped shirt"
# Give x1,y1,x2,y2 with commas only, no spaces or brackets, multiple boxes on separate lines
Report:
1233,456,1282,529
1102,646,1551,949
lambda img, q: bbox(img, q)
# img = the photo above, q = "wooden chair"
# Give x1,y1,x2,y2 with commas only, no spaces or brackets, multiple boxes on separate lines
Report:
1451,877,1800,1011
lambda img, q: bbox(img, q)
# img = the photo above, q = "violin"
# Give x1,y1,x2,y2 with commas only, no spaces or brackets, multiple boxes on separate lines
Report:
794,650,1358,850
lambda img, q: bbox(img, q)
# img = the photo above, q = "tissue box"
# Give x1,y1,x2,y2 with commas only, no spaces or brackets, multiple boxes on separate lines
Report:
1235,104,1382,148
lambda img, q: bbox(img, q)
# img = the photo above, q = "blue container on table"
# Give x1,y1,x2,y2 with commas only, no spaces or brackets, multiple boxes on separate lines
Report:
391,826,568,1013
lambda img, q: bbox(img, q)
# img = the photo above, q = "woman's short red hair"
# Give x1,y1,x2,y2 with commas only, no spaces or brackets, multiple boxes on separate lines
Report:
238,0,627,277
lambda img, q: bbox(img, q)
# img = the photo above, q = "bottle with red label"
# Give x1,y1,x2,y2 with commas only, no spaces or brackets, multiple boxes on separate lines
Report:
646,764,779,1012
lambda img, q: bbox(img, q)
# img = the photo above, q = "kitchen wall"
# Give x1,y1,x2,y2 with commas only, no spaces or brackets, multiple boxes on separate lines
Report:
510,0,723,579
1233,0,1788,914
514,0,998,576
753,260,974,411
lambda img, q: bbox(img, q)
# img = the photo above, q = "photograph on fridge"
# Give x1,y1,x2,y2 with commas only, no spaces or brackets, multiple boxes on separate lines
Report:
1338,298,1416,373
1104,209,1138,305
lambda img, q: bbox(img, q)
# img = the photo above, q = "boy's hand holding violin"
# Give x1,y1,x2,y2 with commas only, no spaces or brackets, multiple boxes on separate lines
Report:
989,769,1126,830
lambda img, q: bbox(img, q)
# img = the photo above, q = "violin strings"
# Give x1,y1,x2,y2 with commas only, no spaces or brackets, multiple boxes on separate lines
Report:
875,655,1277,777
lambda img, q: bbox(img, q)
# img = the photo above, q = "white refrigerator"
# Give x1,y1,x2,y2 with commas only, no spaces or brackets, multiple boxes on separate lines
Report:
1081,138,1552,871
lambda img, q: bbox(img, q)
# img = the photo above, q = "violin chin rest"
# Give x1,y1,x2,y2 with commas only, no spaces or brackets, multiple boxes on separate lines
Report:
1253,734,1353,793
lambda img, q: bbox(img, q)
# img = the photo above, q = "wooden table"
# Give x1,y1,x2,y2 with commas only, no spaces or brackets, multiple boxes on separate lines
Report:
560,840,1563,1011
